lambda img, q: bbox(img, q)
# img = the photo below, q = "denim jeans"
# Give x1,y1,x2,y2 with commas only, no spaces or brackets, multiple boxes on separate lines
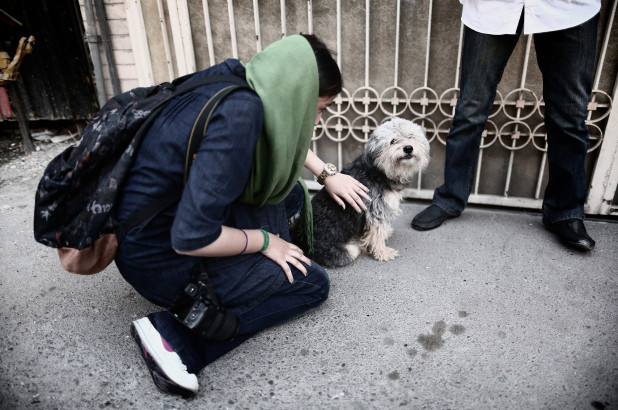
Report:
119,183,330,373
433,13,599,223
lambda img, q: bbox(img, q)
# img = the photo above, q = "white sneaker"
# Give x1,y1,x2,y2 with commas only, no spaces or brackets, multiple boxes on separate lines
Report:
131,317,199,396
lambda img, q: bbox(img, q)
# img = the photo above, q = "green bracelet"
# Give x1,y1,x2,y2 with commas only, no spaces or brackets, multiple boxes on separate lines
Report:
258,229,269,252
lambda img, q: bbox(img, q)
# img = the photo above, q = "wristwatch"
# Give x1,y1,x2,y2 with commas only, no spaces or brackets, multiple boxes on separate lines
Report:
317,163,337,185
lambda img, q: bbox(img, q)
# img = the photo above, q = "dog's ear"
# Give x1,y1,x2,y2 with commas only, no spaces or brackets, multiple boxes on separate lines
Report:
362,133,382,164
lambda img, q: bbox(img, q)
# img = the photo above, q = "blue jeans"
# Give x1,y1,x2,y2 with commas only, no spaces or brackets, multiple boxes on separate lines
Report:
119,183,330,373
433,14,599,223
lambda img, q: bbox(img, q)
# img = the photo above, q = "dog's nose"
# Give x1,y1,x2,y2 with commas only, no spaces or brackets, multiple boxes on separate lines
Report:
403,145,413,154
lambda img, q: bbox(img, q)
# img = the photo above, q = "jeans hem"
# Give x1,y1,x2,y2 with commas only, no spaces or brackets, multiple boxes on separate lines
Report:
541,212,585,225
432,201,462,217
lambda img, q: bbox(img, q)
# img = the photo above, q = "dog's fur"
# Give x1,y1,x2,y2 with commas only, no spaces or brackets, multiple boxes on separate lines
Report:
308,118,430,268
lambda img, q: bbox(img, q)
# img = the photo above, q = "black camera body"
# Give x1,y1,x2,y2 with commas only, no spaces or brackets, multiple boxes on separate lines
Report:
170,278,239,343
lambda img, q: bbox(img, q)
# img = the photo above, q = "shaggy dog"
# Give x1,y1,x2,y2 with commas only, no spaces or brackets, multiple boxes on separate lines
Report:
308,118,430,267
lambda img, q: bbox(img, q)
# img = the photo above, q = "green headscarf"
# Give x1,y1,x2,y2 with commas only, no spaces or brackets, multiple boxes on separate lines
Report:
240,35,318,251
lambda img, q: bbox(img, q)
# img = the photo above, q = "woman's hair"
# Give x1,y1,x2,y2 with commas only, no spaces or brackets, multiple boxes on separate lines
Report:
300,33,343,97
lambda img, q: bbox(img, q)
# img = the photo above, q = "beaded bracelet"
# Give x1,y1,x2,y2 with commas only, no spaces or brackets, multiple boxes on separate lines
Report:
258,229,269,252
238,229,248,255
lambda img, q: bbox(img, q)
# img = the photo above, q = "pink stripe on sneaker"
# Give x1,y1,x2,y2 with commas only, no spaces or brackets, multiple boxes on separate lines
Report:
161,336,175,352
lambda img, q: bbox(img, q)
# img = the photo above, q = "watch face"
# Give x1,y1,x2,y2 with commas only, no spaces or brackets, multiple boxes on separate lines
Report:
325,163,337,175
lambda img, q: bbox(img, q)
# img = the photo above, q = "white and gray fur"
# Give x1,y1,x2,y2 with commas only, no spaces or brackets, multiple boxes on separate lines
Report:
308,117,430,268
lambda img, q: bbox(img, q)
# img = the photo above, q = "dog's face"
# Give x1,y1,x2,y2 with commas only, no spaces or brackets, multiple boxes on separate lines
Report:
363,118,430,183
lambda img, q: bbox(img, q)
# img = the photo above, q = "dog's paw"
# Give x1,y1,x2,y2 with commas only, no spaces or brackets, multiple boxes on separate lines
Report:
372,246,399,261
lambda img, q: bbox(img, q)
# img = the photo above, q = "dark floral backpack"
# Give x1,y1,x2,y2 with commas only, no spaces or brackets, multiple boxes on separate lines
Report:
33,74,250,274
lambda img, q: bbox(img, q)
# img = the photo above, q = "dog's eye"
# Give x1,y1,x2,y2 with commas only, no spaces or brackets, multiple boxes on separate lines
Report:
390,139,396,145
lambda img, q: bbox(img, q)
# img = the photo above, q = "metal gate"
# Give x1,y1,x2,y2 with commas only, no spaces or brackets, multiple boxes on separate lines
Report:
90,0,618,216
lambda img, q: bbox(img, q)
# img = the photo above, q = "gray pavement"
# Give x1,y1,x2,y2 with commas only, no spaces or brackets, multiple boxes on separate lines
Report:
1,146,617,409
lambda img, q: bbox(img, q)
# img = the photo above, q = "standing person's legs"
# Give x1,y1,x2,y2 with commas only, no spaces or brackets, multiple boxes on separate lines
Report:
534,14,599,251
412,25,520,230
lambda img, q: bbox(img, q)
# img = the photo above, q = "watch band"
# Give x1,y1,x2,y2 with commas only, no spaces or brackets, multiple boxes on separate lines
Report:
317,163,337,185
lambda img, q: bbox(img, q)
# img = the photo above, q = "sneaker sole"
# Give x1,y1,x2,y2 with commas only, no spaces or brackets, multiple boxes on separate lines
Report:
131,320,198,397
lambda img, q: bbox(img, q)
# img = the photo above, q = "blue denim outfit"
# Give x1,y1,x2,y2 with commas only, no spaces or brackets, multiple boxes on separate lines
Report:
433,14,599,224
114,59,329,373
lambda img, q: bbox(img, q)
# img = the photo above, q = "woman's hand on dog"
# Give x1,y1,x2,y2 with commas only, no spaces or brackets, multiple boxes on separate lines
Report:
262,233,311,283
324,173,370,213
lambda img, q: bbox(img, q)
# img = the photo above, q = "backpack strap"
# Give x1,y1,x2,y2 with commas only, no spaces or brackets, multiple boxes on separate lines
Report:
173,74,250,95
184,84,246,183
120,79,251,239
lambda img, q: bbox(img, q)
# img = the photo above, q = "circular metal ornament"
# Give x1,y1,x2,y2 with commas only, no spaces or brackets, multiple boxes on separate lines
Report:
435,118,453,145
503,88,539,121
327,88,352,116
319,114,352,143
531,123,547,152
480,120,499,149
411,116,438,143
350,116,379,143
586,122,604,153
379,86,409,116
438,87,460,118
408,86,439,117
498,120,533,150
351,86,380,116
586,90,613,123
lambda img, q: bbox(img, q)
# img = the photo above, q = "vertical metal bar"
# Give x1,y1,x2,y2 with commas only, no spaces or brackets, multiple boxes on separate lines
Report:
307,0,313,34
419,0,433,118
157,0,175,80
534,151,547,199
454,22,464,89
336,0,343,168
202,0,216,66
364,0,370,87
280,0,287,38
228,0,238,58
393,0,400,89
253,0,262,52
519,36,532,88
592,0,616,91
503,35,533,197
587,0,616,113
336,0,342,67
474,148,484,195
358,0,371,146
423,0,432,88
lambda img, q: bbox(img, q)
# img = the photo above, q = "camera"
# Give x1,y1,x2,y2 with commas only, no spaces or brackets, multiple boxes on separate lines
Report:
170,280,239,343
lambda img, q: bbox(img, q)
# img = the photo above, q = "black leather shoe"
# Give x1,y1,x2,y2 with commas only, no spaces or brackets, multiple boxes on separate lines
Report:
411,205,456,230
544,218,595,252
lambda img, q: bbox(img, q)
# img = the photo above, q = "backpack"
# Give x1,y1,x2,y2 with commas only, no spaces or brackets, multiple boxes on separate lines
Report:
33,74,251,274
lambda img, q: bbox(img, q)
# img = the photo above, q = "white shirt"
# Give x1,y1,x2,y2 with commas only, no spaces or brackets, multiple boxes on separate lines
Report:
460,0,601,35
